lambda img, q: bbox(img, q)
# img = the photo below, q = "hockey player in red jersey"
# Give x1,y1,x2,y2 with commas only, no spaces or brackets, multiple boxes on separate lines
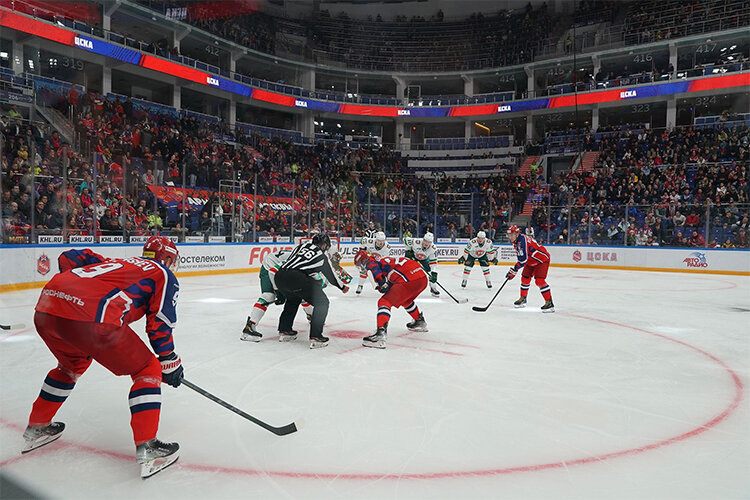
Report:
24,237,183,478
354,249,428,349
506,225,554,312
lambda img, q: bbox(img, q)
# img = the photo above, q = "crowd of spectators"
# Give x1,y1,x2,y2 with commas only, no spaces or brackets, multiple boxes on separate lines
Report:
2,92,533,243
529,123,749,247
3,85,748,248
126,0,748,75
308,4,554,72
623,0,749,45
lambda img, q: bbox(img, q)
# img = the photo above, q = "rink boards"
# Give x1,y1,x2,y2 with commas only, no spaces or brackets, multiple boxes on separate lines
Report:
1,242,748,291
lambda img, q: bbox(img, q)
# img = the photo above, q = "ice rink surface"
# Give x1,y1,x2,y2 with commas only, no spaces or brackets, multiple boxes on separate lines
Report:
1,265,749,499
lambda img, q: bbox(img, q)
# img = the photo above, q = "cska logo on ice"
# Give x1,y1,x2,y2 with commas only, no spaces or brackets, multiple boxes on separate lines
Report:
683,252,709,268
37,254,51,276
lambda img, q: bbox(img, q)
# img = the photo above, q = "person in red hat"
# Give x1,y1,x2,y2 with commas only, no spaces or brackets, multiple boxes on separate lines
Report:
24,236,183,478
506,225,554,312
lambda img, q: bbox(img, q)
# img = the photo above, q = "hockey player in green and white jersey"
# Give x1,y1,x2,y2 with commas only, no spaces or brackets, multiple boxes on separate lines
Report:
356,231,391,294
241,249,315,341
403,231,440,296
242,249,352,341
458,231,498,288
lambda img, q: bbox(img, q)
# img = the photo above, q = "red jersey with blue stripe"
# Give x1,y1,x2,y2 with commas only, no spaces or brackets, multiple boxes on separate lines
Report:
364,257,428,287
36,257,179,356
511,234,550,271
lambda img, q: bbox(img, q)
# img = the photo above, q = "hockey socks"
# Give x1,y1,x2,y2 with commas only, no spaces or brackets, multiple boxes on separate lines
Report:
377,305,391,328
28,367,79,427
520,276,531,298
129,357,162,445
519,276,552,302
537,278,552,301
404,301,421,321
249,293,275,325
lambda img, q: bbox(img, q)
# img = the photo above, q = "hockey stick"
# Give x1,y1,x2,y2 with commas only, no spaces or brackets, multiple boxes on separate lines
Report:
0,323,26,330
435,281,468,304
472,278,509,312
181,379,298,436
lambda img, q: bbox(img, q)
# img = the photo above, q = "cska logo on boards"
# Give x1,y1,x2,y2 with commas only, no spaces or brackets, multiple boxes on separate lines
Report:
620,90,637,98
497,105,511,112
295,100,307,107
74,37,93,50
206,77,219,86
37,254,51,276
683,252,708,268
397,109,411,116
573,249,617,262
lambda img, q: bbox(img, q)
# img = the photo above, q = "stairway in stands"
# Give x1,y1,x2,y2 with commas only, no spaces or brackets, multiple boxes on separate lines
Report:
517,155,540,176
579,151,600,172
511,184,550,227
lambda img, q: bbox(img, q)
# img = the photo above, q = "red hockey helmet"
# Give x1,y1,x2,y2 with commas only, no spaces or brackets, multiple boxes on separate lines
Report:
507,225,521,236
354,249,380,269
354,249,369,269
142,236,179,271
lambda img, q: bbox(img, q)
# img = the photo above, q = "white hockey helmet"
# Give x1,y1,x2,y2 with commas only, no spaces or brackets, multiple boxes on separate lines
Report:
375,231,386,241
477,231,487,239
423,232,434,243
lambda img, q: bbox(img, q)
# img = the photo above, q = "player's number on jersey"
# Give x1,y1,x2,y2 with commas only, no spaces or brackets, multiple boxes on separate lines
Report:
300,249,317,260
71,262,124,278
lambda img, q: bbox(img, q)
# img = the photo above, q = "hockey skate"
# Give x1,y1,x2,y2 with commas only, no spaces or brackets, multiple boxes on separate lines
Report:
406,313,428,332
541,299,555,313
486,281,492,289
278,329,298,342
461,279,467,288
309,334,329,349
22,422,65,454
240,317,262,342
356,284,363,294
514,296,527,308
363,325,387,349
429,284,440,297
136,438,179,478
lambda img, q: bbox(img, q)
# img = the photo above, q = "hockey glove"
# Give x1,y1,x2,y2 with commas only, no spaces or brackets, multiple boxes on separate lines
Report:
430,271,438,283
506,267,517,280
491,257,499,265
405,249,416,260
158,352,183,388
458,256,466,265
376,281,391,294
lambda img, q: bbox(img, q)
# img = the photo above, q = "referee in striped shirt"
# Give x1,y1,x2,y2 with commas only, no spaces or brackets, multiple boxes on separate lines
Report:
275,233,349,348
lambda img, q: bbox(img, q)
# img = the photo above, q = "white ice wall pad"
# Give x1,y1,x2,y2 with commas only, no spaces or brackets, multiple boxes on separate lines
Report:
1,243,748,289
